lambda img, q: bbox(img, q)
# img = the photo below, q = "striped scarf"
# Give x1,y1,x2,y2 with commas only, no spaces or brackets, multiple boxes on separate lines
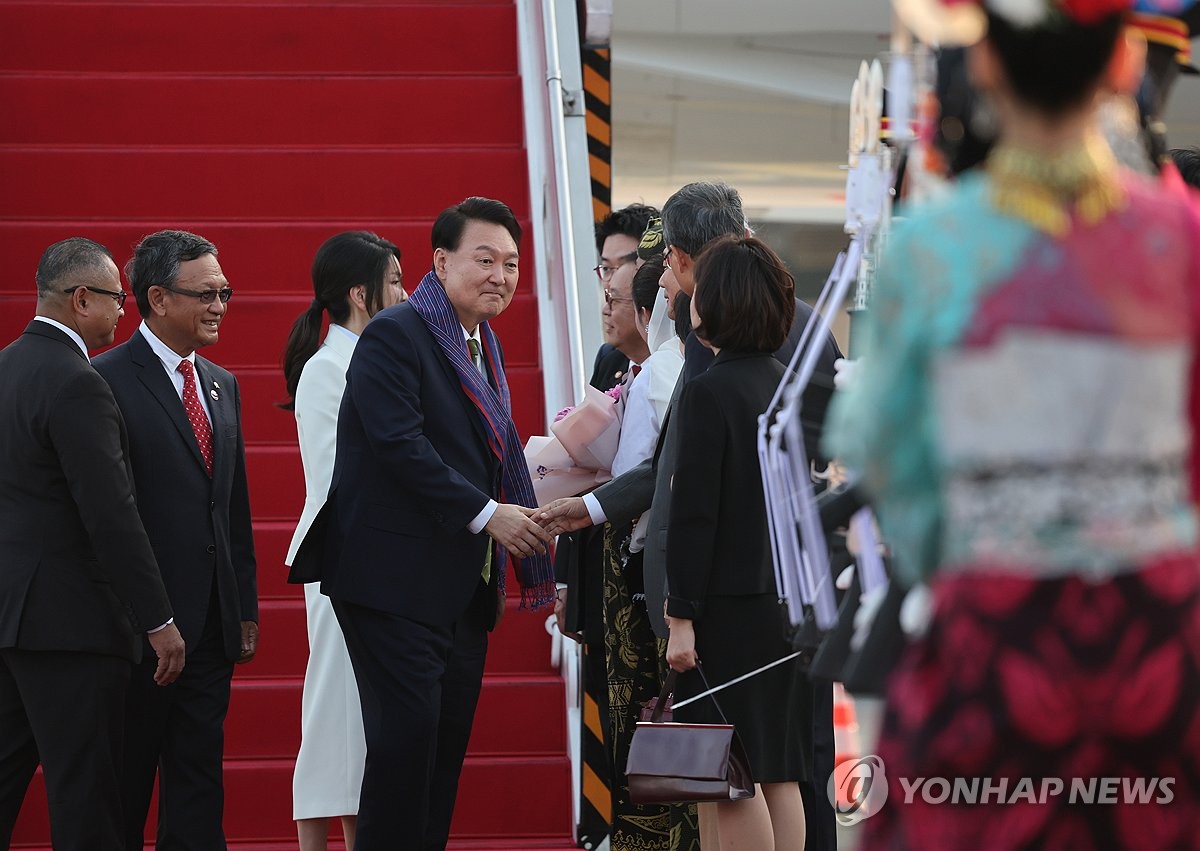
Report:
408,267,555,609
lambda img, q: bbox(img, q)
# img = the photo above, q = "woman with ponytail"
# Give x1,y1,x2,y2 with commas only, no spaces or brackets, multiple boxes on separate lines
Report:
282,231,404,851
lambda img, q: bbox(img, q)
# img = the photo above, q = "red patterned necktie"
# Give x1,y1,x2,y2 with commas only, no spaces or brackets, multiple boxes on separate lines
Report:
177,360,214,477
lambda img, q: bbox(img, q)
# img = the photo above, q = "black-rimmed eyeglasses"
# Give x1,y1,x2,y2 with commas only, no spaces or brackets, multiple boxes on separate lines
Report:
593,250,638,282
62,285,127,308
162,285,234,304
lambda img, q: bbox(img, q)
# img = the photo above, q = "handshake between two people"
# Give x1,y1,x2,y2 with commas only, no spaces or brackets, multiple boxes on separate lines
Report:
482,498,593,641
481,497,595,558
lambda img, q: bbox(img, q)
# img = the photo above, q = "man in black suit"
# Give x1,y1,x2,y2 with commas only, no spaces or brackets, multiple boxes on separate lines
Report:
92,231,258,850
0,238,185,850
555,204,658,649
554,204,659,846
539,181,842,851
311,197,554,850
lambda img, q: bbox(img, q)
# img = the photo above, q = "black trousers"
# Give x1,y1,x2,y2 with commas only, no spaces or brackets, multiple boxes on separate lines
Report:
802,677,837,850
0,647,131,850
334,583,490,851
121,594,234,851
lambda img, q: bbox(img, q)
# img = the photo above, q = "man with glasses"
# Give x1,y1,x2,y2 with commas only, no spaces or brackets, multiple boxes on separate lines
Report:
589,204,657,391
0,238,185,850
93,230,258,850
551,203,658,848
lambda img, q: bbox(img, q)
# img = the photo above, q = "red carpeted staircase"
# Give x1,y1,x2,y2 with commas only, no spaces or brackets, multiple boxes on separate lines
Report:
1,0,575,847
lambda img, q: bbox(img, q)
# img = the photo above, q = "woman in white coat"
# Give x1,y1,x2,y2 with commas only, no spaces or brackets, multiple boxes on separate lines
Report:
281,232,405,851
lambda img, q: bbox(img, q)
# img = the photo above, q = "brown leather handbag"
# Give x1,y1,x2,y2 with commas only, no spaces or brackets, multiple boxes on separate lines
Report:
626,664,755,804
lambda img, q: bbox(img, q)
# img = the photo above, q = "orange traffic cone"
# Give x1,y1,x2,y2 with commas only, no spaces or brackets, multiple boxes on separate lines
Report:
832,683,862,807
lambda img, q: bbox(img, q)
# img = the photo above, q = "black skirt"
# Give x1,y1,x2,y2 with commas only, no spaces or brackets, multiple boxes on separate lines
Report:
673,593,813,784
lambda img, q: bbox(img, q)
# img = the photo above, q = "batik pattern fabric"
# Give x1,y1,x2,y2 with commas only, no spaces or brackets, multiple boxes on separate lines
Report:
602,524,700,851
827,169,1200,850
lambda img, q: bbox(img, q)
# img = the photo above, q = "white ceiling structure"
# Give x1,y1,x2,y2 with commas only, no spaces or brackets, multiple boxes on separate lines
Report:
608,0,1200,224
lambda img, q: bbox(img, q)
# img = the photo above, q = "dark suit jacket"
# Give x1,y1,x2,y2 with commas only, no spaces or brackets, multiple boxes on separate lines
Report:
594,298,842,636
93,330,257,662
316,302,503,628
665,352,784,618
590,343,629,392
0,321,172,661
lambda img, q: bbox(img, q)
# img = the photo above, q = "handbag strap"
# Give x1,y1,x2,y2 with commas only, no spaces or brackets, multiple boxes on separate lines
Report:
650,669,677,723
693,661,732,725
650,662,731,725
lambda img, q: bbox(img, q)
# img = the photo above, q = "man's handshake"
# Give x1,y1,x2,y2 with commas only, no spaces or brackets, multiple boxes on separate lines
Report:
532,497,593,536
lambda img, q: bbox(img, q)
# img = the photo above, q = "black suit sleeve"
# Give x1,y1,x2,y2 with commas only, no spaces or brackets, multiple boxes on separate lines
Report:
228,378,258,622
347,313,491,531
48,368,173,632
664,378,726,621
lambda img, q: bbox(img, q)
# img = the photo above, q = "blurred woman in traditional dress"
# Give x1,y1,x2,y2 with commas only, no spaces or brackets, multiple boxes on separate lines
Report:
828,1,1200,847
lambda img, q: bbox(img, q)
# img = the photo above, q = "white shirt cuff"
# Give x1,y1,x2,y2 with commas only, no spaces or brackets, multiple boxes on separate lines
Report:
582,493,607,526
148,618,174,634
468,499,499,534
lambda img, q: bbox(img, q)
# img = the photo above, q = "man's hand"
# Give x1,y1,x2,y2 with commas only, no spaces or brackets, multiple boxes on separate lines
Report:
237,620,259,664
148,623,186,686
485,504,552,558
535,497,592,536
554,588,582,643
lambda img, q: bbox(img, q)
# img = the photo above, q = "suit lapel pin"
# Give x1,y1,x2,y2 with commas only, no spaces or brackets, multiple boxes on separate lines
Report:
210,380,220,402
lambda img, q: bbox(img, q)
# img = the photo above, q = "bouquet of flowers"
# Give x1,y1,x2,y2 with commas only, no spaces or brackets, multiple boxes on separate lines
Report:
524,384,624,503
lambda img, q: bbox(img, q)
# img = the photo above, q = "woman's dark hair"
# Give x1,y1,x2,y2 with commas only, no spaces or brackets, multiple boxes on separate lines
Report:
984,10,1124,115
1172,147,1200,189
691,236,795,354
280,231,400,408
432,196,521,251
631,257,664,318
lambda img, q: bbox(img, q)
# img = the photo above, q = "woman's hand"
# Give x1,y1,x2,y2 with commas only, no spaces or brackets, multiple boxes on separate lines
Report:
666,616,698,672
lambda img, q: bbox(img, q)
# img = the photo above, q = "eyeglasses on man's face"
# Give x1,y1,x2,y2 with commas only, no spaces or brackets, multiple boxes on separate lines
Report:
593,250,638,282
162,285,234,305
62,284,127,309
603,288,634,307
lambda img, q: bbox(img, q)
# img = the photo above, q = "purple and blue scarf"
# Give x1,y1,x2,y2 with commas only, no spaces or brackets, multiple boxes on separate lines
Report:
408,267,555,609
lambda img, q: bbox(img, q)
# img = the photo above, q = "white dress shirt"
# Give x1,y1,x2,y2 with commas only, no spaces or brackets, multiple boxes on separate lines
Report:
138,322,212,426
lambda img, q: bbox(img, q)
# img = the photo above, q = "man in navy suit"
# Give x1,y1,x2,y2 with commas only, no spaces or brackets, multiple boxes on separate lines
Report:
0,238,185,850
315,197,554,850
93,230,258,850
